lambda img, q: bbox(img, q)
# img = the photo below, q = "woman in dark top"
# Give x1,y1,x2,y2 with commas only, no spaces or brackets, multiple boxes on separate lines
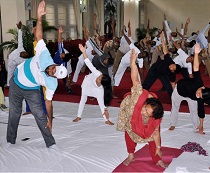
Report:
142,32,180,97
169,43,210,134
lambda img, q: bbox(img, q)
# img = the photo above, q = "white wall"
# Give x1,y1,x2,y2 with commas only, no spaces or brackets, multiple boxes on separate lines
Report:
1,0,29,42
123,0,140,40
147,0,210,36
1,0,29,66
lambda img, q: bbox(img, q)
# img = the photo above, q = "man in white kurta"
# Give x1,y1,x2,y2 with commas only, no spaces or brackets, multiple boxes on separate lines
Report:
7,22,30,86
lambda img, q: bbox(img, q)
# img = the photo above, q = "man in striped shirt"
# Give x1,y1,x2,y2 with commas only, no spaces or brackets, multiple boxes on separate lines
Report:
6,0,67,148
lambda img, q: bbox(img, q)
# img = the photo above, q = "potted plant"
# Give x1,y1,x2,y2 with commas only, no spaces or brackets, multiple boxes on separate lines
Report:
0,19,57,57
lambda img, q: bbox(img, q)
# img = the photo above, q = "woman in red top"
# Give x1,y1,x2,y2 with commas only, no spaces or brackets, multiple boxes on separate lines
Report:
116,49,168,168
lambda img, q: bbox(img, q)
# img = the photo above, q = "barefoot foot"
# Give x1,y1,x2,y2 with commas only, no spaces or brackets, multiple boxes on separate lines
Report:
112,95,118,99
72,117,81,122
156,160,168,168
168,126,175,130
123,154,135,166
105,120,114,125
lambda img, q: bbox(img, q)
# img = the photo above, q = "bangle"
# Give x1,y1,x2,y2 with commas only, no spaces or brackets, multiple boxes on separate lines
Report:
156,146,161,149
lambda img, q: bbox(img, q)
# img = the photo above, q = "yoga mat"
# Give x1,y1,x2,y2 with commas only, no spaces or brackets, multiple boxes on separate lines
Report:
113,144,183,172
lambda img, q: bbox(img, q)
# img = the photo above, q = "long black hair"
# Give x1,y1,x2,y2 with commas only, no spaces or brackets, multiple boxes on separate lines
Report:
101,74,113,106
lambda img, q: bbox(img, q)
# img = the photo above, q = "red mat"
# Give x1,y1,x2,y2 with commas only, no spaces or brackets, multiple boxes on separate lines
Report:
112,144,183,172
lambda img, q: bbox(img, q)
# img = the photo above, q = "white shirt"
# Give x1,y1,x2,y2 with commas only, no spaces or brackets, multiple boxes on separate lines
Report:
14,39,57,100
82,58,106,114
7,29,26,86
173,48,192,74
129,43,143,68
118,36,134,54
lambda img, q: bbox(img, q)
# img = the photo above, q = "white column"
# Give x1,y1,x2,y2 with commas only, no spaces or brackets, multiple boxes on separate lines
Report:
73,0,83,39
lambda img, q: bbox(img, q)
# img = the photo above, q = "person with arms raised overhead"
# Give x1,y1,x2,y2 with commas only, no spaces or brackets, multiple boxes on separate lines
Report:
169,43,210,134
142,32,180,97
72,44,114,125
53,26,73,95
116,48,167,168
6,0,67,148
7,21,30,87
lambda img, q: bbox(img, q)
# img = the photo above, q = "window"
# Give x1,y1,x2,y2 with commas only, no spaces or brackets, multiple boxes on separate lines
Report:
44,0,77,41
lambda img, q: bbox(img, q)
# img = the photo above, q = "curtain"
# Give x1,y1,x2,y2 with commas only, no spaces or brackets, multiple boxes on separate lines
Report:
31,0,40,19
95,0,101,34
72,0,80,38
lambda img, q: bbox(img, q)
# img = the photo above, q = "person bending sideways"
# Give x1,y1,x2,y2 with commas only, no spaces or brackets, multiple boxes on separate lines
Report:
142,32,179,97
116,48,168,168
169,43,210,134
72,44,114,125
7,0,67,148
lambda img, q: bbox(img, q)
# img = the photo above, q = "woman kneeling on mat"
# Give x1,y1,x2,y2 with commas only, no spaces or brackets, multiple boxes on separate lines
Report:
116,49,168,168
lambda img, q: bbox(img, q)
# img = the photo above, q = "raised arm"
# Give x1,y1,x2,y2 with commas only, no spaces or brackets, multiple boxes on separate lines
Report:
57,26,65,56
79,44,88,59
176,27,184,40
16,21,24,50
122,26,132,45
193,43,202,72
162,21,168,45
163,14,171,33
184,17,190,36
36,0,47,42
92,13,102,49
111,20,116,38
36,0,52,132
93,13,99,36
58,26,63,43
130,49,140,86
169,35,180,49
147,18,150,31
180,23,184,36
160,31,168,55
79,43,101,76
128,20,131,37
83,25,90,41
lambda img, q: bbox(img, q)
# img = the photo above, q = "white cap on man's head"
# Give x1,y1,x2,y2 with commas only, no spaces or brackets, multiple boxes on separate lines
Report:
54,64,67,79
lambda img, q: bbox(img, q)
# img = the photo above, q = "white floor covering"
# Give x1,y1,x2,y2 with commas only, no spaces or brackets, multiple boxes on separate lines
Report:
0,97,210,172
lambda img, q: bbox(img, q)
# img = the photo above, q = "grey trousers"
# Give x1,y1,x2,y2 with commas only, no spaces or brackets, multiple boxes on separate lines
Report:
170,86,199,131
7,77,55,147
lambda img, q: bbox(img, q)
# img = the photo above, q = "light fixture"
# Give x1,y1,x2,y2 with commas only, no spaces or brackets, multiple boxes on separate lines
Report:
122,0,141,2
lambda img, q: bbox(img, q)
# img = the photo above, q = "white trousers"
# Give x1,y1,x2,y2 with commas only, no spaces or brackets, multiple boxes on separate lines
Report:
72,53,94,83
77,91,107,121
170,86,199,131
114,53,141,86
